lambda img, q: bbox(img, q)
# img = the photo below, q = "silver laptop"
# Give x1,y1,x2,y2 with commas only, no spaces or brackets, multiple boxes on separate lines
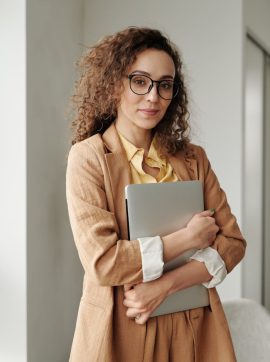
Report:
125,181,210,317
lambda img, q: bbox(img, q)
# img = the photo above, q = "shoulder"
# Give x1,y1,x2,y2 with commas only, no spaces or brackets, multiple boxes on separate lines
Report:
177,143,211,178
69,134,105,159
66,134,107,175
180,142,208,162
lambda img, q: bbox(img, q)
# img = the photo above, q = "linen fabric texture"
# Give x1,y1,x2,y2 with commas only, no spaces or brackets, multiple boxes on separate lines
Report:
66,123,246,362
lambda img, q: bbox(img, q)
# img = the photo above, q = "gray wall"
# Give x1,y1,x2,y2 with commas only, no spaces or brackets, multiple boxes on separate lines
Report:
27,0,83,361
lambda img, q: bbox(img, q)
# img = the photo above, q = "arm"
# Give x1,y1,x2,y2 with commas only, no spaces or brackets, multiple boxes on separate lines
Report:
138,208,220,283
162,209,218,262
124,146,247,322
66,142,218,287
66,142,143,286
162,145,246,282
197,145,247,272
123,260,211,324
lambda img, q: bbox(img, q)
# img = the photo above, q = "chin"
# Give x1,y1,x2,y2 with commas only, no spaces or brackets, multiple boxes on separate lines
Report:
137,122,160,131
135,117,162,130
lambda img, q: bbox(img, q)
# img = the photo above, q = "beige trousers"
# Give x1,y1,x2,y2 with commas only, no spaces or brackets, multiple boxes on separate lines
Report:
112,287,206,362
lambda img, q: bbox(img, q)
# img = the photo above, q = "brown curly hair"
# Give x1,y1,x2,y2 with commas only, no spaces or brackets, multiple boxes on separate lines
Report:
70,26,190,154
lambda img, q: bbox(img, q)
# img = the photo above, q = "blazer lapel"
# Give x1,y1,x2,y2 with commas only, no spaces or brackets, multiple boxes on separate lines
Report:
168,147,198,181
102,123,132,240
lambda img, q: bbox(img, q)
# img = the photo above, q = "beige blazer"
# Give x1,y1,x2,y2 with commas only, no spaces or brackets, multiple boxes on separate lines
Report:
66,123,246,362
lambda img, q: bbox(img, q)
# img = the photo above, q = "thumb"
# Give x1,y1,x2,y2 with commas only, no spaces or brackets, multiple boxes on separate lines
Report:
199,208,215,217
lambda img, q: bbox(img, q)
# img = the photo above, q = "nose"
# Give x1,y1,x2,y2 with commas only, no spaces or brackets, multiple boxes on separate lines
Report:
146,83,159,102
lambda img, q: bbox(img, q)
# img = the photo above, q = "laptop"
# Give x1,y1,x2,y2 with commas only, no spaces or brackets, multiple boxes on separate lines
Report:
125,181,210,317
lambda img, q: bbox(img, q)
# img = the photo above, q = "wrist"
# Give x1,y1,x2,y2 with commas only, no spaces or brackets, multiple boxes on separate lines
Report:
161,268,181,297
179,227,196,249
158,273,174,298
162,227,192,263
164,260,213,296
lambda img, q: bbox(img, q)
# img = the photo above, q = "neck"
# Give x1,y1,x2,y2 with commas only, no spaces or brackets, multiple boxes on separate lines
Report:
115,119,154,154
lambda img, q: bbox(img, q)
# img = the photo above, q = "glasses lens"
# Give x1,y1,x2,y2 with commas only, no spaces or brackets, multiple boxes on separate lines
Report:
129,75,151,95
128,74,179,100
158,80,178,100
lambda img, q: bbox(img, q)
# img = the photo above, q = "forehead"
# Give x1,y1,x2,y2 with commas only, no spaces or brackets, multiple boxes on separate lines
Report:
128,49,175,78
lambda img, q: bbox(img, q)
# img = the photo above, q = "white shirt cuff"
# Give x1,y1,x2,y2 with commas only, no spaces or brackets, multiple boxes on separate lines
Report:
190,247,227,288
138,236,164,282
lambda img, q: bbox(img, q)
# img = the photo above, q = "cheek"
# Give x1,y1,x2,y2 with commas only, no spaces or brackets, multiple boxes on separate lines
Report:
161,100,172,114
124,93,141,112
122,91,140,110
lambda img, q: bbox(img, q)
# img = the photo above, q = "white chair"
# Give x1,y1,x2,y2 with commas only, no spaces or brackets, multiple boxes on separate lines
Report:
223,299,270,362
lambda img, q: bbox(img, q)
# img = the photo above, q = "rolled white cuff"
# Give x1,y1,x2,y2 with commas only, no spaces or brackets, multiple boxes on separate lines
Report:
190,247,227,288
138,236,164,282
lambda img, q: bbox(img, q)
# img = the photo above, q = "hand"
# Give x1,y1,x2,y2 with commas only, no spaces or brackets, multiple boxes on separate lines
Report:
186,209,219,249
123,278,168,324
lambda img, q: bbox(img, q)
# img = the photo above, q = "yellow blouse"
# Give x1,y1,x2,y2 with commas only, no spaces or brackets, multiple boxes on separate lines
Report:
118,132,179,184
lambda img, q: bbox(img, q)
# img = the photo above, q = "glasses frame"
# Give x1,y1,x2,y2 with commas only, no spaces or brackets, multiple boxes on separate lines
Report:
126,74,179,100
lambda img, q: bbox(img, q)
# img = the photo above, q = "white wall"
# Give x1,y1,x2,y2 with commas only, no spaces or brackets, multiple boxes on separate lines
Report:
83,0,244,301
0,1,27,361
27,1,83,361
242,39,264,303
242,0,270,304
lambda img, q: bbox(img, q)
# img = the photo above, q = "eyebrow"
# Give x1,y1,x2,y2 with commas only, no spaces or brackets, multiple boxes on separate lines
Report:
130,70,174,80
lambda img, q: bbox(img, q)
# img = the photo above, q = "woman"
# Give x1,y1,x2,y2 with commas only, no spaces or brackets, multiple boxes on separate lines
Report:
66,27,246,362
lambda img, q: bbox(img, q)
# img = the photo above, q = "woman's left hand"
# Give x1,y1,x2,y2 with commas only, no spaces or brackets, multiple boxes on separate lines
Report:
123,277,169,324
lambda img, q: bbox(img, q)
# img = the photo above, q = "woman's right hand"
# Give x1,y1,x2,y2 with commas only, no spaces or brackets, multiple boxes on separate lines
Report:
186,209,219,249
162,209,219,263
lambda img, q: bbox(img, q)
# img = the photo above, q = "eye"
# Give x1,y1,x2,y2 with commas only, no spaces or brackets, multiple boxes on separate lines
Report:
159,81,173,90
131,76,147,86
132,77,145,85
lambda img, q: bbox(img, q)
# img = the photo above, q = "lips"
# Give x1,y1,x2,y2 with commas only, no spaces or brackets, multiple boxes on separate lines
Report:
138,108,159,116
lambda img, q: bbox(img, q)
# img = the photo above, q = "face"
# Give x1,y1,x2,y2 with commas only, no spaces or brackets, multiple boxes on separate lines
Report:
116,48,175,134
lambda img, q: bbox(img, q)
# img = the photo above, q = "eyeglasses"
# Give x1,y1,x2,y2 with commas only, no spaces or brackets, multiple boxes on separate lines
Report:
127,74,179,100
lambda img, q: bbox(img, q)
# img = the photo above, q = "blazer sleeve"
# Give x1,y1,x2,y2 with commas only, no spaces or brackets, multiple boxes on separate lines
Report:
66,141,143,286
197,145,247,273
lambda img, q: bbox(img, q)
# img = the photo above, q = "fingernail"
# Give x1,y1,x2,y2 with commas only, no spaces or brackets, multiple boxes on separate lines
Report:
210,208,215,213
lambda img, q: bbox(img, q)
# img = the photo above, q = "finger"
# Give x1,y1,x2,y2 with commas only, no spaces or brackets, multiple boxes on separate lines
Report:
123,298,145,309
124,289,135,300
208,234,216,244
126,307,147,318
199,209,215,217
135,311,151,325
124,284,134,292
211,222,219,232
127,308,139,318
209,228,219,242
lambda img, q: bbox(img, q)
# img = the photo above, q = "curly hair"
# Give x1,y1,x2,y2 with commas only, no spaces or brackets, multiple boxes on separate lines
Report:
70,26,190,154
